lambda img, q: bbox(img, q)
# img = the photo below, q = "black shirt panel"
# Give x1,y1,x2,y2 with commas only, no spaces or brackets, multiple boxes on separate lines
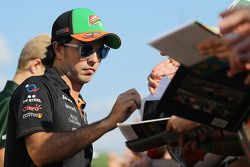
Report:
15,78,53,139
4,68,93,167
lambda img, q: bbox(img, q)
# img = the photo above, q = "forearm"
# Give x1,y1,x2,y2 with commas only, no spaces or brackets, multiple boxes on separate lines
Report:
26,117,113,166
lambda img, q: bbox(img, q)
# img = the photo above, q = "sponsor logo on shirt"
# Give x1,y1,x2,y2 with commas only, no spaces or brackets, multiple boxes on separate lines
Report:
62,94,73,104
25,84,40,93
68,114,81,126
23,112,43,119
23,104,42,112
65,103,77,112
22,95,42,104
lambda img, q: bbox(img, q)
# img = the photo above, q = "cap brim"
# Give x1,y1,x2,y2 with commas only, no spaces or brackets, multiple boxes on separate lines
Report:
71,31,121,49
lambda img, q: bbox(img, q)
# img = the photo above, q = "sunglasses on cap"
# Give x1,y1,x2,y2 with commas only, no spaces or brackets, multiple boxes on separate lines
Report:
64,43,110,60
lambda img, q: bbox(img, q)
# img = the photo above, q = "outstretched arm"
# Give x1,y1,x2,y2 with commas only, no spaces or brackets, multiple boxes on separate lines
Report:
25,89,141,166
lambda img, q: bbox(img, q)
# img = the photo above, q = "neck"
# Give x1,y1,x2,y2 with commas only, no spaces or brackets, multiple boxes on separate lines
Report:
62,75,83,99
13,71,31,85
54,67,83,102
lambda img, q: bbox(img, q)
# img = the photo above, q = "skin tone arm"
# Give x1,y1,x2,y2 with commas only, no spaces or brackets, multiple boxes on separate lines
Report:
25,88,141,166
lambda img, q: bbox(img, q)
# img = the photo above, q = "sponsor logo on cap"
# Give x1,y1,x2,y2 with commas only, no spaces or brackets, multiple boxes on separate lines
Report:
56,27,70,36
82,32,101,39
25,84,40,93
89,15,102,26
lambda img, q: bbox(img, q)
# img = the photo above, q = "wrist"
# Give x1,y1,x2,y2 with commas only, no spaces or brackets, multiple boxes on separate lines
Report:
102,116,117,131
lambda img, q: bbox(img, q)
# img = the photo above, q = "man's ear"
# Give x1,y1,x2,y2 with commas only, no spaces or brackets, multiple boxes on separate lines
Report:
29,58,43,74
53,43,64,60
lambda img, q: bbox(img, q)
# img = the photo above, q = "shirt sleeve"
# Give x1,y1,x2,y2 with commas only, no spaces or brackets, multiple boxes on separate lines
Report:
11,77,53,139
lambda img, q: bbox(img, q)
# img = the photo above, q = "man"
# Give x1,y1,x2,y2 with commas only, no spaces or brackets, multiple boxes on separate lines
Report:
4,8,141,167
0,34,50,167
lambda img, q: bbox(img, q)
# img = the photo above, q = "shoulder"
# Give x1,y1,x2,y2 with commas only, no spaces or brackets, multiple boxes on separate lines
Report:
0,90,12,102
12,76,50,101
0,81,17,97
17,76,48,92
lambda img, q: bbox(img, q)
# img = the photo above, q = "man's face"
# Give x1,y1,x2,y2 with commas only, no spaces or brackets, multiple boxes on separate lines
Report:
61,38,104,85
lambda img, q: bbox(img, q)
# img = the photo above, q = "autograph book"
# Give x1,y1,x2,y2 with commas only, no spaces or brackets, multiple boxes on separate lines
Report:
149,20,250,131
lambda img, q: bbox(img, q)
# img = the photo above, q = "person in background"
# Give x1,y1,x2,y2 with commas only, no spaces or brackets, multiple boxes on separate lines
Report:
4,8,141,167
0,34,51,167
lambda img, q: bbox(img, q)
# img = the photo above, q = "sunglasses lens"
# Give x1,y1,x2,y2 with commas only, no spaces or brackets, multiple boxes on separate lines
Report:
79,45,110,60
80,45,93,58
98,47,110,59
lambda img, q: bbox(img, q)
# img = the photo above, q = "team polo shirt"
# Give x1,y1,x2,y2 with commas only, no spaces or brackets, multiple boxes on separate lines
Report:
5,68,93,167
0,80,18,148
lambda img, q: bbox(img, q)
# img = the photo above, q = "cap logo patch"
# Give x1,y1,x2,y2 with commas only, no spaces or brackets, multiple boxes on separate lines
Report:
83,32,101,39
89,15,102,26
56,27,70,36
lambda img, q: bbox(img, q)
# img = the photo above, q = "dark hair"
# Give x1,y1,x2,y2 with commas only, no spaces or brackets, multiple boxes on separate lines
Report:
42,36,73,67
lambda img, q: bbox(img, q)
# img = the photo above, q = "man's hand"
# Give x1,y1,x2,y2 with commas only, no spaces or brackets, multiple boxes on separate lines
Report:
197,32,250,84
167,115,200,133
220,7,250,35
198,37,233,60
148,58,179,94
107,89,141,128
220,7,250,78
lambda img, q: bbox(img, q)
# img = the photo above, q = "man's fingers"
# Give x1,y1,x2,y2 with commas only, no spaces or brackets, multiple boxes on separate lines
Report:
169,58,180,66
233,36,250,54
148,77,160,89
148,86,155,94
220,7,250,34
127,100,139,113
125,92,141,109
198,38,226,56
